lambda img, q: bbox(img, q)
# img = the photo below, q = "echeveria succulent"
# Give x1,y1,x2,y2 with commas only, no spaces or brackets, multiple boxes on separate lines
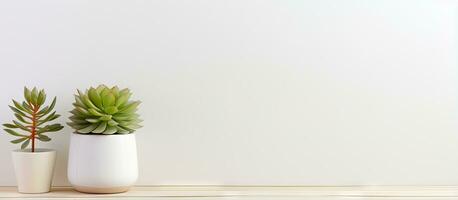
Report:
67,85,142,134
3,87,63,152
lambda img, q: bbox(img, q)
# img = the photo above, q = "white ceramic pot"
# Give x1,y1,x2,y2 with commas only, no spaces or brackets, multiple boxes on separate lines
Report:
68,133,138,194
11,149,56,193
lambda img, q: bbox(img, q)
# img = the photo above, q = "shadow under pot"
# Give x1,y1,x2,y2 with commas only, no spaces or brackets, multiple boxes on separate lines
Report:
67,133,138,194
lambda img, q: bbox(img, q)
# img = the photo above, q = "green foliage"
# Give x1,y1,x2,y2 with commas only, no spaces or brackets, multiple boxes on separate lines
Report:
3,87,63,150
67,85,142,134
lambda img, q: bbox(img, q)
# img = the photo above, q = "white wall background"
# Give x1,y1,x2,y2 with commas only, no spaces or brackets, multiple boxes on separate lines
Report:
0,0,457,186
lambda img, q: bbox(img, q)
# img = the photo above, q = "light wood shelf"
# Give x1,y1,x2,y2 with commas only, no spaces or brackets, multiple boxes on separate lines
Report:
1,186,458,199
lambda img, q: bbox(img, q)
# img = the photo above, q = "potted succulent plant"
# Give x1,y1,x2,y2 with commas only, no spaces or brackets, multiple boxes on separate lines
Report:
67,84,142,194
2,87,63,193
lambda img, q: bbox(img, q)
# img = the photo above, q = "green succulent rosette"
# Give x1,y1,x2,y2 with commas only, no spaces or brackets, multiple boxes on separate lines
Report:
68,85,142,134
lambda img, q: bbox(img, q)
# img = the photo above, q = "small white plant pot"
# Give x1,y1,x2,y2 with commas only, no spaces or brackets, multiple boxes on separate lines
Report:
11,149,56,194
68,133,138,194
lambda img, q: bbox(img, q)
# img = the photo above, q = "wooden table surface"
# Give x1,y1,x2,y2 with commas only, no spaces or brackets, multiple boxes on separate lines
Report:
2,186,458,199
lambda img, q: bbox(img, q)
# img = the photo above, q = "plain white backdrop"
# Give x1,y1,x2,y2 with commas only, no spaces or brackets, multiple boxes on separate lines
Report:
0,0,457,186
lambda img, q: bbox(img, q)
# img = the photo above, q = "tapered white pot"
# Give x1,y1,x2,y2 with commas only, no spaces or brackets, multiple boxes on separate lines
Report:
12,149,56,193
68,133,138,194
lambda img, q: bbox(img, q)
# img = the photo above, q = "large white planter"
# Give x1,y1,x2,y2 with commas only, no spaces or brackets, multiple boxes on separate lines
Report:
11,149,56,193
68,133,138,194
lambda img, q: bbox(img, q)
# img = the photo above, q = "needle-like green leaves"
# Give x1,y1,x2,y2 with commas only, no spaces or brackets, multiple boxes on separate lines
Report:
3,87,63,150
68,85,142,135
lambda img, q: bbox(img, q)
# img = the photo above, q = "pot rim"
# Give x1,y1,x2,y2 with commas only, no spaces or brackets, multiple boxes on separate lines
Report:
12,148,56,153
72,132,136,136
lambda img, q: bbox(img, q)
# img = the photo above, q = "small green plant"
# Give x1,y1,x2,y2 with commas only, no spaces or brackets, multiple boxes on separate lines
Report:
67,85,142,134
3,87,64,152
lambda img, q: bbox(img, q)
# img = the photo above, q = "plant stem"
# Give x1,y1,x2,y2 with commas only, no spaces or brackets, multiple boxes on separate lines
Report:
31,104,39,153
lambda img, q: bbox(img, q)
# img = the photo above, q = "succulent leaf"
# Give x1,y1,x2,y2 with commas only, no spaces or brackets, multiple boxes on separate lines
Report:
92,122,107,133
31,87,38,105
11,137,28,144
37,97,56,117
107,119,118,126
9,105,27,117
37,134,51,141
119,125,135,132
37,112,60,126
111,86,119,96
4,129,27,137
115,92,130,107
105,106,118,115
37,89,46,105
23,87,32,103
116,126,130,134
96,85,105,93
66,122,87,130
13,100,32,114
13,120,30,132
74,95,86,108
75,107,91,116
68,85,142,134
82,95,101,111
99,115,112,121
3,123,18,129
88,88,103,108
102,93,115,107
85,118,100,123
20,139,30,149
78,124,98,133
15,113,31,124
103,125,117,134
22,101,33,112
37,124,63,134
119,101,140,113
88,108,104,116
